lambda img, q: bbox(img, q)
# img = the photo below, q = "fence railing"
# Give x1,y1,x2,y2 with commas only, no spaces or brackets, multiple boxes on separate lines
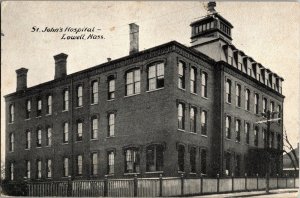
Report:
25,174,299,197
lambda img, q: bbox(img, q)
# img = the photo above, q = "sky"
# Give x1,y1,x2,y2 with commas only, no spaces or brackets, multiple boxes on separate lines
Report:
1,1,299,164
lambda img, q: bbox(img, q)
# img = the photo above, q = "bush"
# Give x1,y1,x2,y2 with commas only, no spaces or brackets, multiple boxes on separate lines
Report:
1,179,28,196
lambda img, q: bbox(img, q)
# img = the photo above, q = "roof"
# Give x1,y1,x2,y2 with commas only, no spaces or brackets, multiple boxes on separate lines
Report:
190,13,233,28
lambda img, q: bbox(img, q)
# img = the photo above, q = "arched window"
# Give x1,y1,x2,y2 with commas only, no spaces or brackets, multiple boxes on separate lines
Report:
108,113,115,137
91,116,98,140
226,116,231,139
201,110,207,135
201,72,208,98
37,98,42,117
146,144,164,172
236,84,241,107
36,128,42,147
245,89,250,111
108,76,115,100
190,67,197,93
235,119,241,142
190,147,196,173
178,61,185,89
63,89,69,111
107,151,115,175
63,122,69,143
77,85,83,107
263,98,267,113
178,103,185,130
77,155,83,175
26,100,31,119
124,148,140,173
91,81,99,104
126,69,141,96
9,133,14,152
46,126,52,146
26,130,31,149
177,144,185,172
190,107,196,133
226,79,231,103
76,120,83,141
47,95,52,114
254,94,259,114
9,104,14,123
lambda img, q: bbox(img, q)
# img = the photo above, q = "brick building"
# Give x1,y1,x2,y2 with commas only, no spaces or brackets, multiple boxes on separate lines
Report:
5,3,284,181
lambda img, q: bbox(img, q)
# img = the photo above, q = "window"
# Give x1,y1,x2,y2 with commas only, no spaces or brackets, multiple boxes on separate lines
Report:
236,84,241,107
178,103,185,130
277,134,281,149
37,98,42,117
77,85,83,107
46,127,52,146
201,110,207,135
108,76,115,100
36,128,42,147
263,98,267,114
125,148,140,173
47,159,52,178
26,161,31,179
247,66,252,76
91,81,99,104
37,160,42,179
178,61,185,89
245,89,250,111
91,153,98,175
108,113,115,137
190,147,196,173
270,132,274,148
190,107,196,133
235,155,241,176
26,100,31,119
228,55,233,65
146,144,164,172
254,126,258,146
270,101,274,113
47,95,52,114
77,121,83,141
126,69,141,96
77,155,83,175
225,152,231,176
91,117,98,140
63,158,69,177
107,151,115,175
235,120,241,142
226,79,231,103
63,122,69,143
201,72,208,98
245,123,250,144
190,67,196,93
63,89,69,111
263,129,267,148
226,116,231,139
237,62,242,71
277,105,281,124
177,145,185,172
9,104,14,123
254,94,259,114
200,149,207,175
9,162,14,180
9,133,14,152
26,130,31,149
148,62,164,91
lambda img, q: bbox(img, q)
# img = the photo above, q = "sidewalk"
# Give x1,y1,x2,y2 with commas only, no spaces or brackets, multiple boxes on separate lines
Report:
191,188,299,197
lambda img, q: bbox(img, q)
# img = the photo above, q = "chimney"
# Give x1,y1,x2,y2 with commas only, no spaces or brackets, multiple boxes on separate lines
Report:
207,1,217,14
129,23,139,55
54,53,68,79
107,58,112,62
16,68,28,91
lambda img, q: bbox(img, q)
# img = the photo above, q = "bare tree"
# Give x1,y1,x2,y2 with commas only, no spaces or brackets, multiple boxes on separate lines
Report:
283,127,299,167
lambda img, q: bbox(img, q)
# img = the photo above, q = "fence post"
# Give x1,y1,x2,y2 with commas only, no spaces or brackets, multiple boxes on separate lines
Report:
67,176,72,197
285,174,288,188
231,173,234,192
23,177,28,196
181,173,184,196
134,174,138,197
277,174,279,189
217,174,220,193
294,174,296,188
104,175,108,197
159,174,163,197
256,173,259,190
200,174,203,195
245,173,247,191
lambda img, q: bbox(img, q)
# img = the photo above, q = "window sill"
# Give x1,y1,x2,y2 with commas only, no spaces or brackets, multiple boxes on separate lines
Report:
36,116,42,118
189,172,197,175
191,92,198,96
225,101,231,105
90,103,98,106
75,106,83,109
146,87,164,93
178,87,186,92
75,140,82,143
105,174,114,177
244,109,251,113
36,146,42,149
90,138,99,141
45,145,51,147
178,171,185,174
145,171,163,174
201,134,208,138
107,99,115,102
236,106,241,109
106,136,115,139
62,110,69,113
177,129,185,132
62,142,69,145
124,173,140,176
45,114,52,116
124,93,141,98
188,131,197,135
25,118,31,121
201,96,208,100
8,151,14,153
25,148,30,151
8,122,14,125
